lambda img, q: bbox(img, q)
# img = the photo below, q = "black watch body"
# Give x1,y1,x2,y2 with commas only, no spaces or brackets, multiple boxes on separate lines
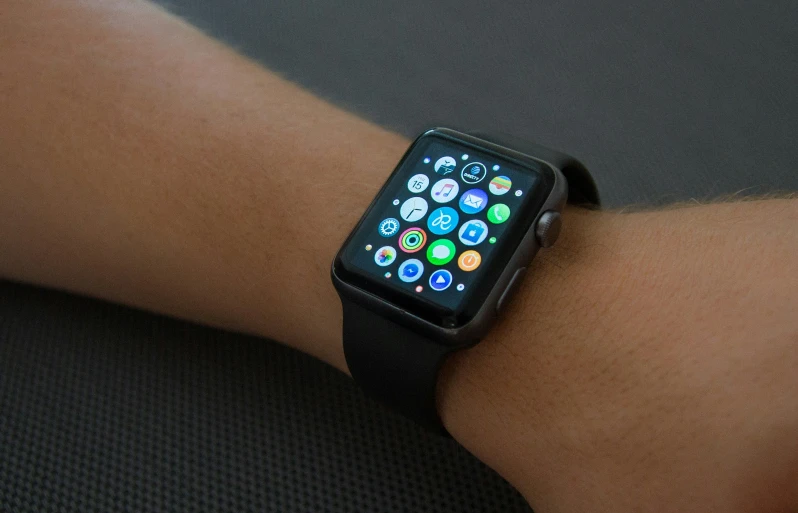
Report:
331,127,598,433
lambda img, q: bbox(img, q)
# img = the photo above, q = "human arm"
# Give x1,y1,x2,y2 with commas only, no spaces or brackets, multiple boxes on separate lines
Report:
1,1,796,511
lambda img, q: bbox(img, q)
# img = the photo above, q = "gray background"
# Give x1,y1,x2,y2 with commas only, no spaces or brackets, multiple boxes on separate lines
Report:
169,0,798,206
1,1,796,512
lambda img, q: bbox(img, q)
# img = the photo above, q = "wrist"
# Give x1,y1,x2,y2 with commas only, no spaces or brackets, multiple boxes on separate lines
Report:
437,206,625,488
244,119,409,372
439,200,798,511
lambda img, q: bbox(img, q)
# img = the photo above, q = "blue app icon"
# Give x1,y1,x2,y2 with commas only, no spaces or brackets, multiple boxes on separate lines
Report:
458,220,488,246
378,217,400,237
428,269,453,291
398,259,424,283
458,188,488,214
426,207,459,235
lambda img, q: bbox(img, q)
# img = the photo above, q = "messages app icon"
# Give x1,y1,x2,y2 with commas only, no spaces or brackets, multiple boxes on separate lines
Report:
426,239,456,265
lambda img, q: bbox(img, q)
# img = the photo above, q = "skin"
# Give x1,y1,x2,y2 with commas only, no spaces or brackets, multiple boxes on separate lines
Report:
1,1,796,511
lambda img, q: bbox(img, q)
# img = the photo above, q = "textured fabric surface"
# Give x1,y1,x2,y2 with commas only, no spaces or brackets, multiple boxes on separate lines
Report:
0,282,529,512
2,0,798,511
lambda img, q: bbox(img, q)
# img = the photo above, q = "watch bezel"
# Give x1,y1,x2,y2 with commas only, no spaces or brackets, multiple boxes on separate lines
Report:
331,127,568,347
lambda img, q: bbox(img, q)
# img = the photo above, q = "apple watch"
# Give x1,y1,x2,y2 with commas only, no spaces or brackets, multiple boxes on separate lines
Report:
331,128,600,434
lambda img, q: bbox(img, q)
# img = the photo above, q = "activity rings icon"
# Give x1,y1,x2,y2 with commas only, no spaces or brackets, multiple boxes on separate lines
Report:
399,227,427,253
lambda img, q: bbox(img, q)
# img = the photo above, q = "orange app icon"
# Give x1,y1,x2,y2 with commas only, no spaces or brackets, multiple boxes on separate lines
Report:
458,250,482,272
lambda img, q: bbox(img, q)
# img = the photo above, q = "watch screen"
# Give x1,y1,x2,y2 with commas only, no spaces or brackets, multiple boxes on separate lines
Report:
335,131,554,327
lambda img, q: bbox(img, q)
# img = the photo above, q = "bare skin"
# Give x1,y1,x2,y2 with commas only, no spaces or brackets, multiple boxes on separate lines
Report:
1,1,796,511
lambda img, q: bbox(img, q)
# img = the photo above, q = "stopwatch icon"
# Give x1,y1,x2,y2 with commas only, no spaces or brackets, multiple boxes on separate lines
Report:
378,218,400,237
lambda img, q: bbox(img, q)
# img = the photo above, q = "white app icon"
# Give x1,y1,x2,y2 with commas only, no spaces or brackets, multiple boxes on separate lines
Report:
400,197,428,222
462,193,483,209
398,259,424,283
407,173,430,193
434,156,457,175
430,179,459,203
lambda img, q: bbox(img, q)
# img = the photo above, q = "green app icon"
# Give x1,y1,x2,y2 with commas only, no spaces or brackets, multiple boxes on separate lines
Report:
487,203,510,224
426,239,456,265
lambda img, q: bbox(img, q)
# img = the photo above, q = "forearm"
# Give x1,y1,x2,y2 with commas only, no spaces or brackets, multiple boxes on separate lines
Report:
1,1,796,511
0,0,407,370
443,202,798,510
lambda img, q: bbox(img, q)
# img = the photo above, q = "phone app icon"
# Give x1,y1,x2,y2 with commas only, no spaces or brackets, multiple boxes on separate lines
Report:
458,220,488,246
434,156,457,176
399,227,427,253
374,246,396,266
428,270,453,291
400,197,428,222
458,250,482,271
407,173,430,193
426,239,456,266
398,259,424,282
458,188,488,214
378,217,400,237
430,179,459,203
427,207,459,235
461,162,486,184
488,176,512,195
487,204,510,224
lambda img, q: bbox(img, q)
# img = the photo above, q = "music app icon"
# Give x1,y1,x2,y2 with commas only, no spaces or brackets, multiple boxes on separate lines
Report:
430,179,459,204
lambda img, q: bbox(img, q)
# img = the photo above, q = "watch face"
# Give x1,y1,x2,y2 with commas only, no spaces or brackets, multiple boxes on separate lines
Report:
334,131,554,328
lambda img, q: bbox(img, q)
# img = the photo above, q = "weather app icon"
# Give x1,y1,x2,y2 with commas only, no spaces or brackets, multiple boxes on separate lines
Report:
378,217,400,237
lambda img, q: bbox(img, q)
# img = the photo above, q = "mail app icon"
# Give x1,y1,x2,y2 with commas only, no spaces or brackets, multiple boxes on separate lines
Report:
464,194,482,208
458,188,488,214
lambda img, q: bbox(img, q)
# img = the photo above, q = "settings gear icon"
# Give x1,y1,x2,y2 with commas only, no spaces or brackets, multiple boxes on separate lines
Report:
378,217,400,237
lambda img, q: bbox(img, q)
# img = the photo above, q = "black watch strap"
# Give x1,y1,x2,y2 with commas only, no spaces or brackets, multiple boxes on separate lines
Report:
342,298,454,434
470,132,601,207
341,133,600,435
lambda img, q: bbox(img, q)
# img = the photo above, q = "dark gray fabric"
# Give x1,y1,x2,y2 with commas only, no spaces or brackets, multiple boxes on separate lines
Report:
163,0,798,207
2,1,797,512
0,282,528,512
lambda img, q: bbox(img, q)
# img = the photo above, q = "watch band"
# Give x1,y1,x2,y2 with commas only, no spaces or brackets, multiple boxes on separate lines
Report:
341,133,600,435
470,132,601,207
342,299,453,434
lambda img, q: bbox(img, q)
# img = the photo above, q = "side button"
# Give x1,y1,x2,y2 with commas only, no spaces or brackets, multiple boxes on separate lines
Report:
496,267,527,314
